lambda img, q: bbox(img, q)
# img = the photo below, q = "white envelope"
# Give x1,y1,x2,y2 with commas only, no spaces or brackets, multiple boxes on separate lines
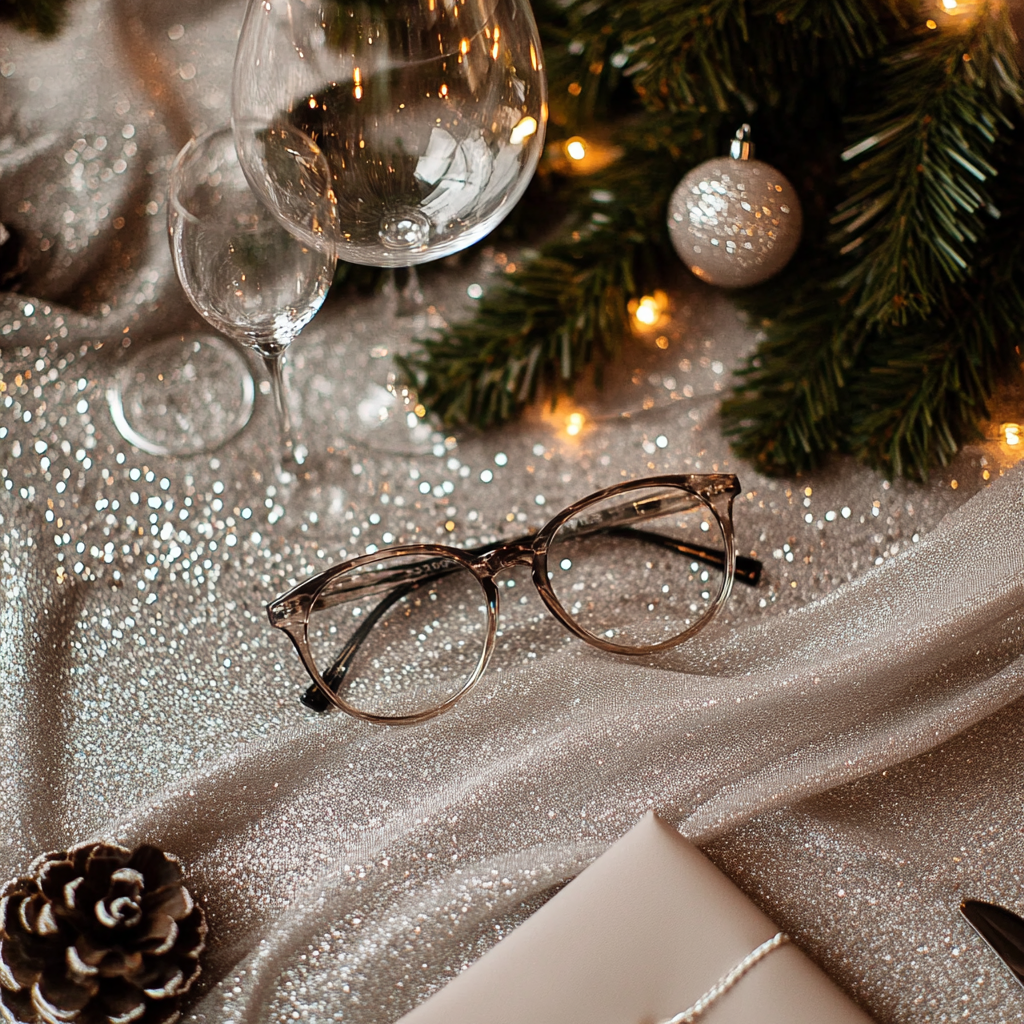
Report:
398,813,875,1024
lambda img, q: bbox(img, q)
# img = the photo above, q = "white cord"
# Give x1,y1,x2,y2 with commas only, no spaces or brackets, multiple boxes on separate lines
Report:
661,931,791,1024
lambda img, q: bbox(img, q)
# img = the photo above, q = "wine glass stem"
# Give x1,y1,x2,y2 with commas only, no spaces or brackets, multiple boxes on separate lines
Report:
260,350,300,470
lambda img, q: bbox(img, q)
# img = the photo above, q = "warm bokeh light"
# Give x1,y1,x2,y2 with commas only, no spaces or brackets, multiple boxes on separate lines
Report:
546,134,621,176
629,291,669,330
510,116,539,145
565,137,587,161
537,398,589,440
1003,423,1021,447
936,0,984,17
635,300,658,325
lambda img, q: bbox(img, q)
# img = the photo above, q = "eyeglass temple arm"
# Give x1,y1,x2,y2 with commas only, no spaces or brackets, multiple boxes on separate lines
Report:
604,526,761,586
311,518,762,615
311,490,757,610
313,557,461,607
560,492,761,585
564,491,704,534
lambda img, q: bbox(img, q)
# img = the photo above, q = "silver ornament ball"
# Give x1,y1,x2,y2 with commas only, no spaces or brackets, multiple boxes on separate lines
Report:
667,133,802,288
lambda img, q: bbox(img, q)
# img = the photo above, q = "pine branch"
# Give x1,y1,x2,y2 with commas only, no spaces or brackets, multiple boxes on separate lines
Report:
830,5,1021,326
0,0,69,34
536,0,632,127
721,1,1023,478
400,0,1023,479
401,0,893,432
721,269,853,475
397,253,632,428
844,130,1024,479
589,0,901,116
845,292,1020,479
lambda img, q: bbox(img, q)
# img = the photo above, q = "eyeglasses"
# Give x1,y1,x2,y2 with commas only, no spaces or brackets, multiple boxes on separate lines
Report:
267,474,762,726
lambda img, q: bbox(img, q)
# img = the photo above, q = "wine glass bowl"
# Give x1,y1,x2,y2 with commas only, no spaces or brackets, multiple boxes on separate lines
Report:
169,125,335,355
233,0,547,266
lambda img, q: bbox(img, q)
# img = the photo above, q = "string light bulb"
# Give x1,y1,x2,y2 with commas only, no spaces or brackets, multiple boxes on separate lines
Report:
547,134,622,176
565,411,586,436
935,0,984,17
1003,423,1021,447
539,398,588,440
565,137,587,161
628,291,668,330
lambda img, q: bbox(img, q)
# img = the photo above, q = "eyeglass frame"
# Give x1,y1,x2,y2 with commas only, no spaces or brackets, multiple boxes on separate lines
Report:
267,473,762,726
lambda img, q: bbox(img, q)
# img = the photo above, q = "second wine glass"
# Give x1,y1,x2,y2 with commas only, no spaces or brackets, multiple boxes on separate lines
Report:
232,0,547,266
168,124,337,470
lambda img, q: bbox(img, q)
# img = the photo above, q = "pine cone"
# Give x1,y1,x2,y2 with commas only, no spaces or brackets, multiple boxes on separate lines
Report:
0,222,20,289
0,842,207,1024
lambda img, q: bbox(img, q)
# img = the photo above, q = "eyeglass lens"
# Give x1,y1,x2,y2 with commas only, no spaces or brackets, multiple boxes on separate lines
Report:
306,553,491,720
546,485,727,649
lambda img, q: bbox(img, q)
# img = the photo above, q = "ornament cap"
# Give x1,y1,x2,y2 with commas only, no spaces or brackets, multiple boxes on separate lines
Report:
730,124,754,161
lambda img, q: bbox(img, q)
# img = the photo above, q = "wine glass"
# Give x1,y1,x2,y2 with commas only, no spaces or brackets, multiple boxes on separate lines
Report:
167,124,337,470
231,0,547,267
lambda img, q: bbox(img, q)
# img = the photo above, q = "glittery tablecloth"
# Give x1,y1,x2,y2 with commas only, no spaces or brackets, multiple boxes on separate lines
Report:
2,4,1024,1023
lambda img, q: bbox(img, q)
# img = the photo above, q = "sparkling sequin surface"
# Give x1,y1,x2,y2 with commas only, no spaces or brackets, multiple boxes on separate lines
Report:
2,6,1024,1023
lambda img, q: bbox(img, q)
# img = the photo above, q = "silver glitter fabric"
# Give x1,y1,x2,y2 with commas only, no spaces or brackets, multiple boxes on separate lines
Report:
2,6,1024,1024
667,156,803,288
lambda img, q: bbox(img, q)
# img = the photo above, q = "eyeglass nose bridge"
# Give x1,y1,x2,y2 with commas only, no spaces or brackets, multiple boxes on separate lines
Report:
473,538,537,577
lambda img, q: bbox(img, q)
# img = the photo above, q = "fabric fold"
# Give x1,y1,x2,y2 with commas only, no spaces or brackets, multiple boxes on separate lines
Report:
71,465,1024,1021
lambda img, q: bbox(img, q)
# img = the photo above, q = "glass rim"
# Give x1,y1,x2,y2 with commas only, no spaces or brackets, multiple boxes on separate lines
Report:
168,128,223,228
169,124,263,228
235,0,547,88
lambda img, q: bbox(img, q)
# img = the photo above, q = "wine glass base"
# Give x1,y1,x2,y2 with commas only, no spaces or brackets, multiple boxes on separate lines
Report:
107,334,256,457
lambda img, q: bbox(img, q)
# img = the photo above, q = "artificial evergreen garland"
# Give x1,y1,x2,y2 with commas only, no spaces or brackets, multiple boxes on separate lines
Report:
399,0,1024,480
1,0,68,34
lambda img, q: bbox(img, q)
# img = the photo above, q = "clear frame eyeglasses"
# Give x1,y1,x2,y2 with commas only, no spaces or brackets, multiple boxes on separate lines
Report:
267,475,762,726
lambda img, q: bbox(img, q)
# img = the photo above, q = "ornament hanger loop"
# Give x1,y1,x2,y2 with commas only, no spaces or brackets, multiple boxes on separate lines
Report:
730,124,754,161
